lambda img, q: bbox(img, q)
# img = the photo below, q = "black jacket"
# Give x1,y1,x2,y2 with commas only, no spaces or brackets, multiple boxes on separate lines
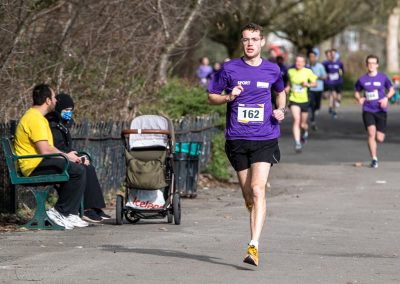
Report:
45,112,74,153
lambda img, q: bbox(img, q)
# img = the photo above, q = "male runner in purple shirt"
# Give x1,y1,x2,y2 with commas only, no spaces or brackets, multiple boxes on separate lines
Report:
354,54,394,168
208,23,286,266
323,49,344,118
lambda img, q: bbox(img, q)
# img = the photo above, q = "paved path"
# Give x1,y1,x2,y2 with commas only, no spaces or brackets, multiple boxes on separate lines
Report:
0,105,399,283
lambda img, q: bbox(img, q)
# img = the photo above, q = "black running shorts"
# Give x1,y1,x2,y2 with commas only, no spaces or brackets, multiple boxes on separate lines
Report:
289,101,309,113
225,139,280,172
324,84,342,93
362,111,387,133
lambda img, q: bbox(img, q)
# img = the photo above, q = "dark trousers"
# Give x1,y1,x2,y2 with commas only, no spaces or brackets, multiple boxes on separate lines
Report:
308,91,323,122
30,158,86,216
83,165,105,209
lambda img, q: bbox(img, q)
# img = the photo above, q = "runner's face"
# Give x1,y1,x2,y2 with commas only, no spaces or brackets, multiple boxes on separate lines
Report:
295,56,306,69
241,29,265,60
367,59,378,73
331,51,336,60
325,51,331,60
309,53,316,64
202,57,209,65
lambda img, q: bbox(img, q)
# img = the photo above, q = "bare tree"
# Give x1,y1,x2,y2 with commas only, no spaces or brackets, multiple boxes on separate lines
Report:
387,0,400,72
157,0,204,84
0,0,214,121
276,0,397,53
207,0,303,58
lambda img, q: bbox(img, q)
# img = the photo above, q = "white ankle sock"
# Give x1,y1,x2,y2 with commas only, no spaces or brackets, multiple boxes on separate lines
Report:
249,240,259,249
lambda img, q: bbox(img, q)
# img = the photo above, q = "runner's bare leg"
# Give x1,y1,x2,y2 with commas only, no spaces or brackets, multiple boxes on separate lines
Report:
238,162,270,241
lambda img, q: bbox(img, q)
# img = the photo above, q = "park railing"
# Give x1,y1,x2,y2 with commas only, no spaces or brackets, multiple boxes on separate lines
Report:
0,113,220,213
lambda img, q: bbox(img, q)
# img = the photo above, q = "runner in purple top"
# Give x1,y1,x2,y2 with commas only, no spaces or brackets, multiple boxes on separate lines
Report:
208,23,286,267
196,56,213,89
323,49,344,118
354,54,395,168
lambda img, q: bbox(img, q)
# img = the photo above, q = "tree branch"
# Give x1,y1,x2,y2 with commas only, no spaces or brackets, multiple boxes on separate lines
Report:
157,0,170,40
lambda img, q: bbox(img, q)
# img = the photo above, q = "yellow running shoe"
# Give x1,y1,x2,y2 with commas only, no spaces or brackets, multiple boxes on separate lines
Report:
243,245,259,266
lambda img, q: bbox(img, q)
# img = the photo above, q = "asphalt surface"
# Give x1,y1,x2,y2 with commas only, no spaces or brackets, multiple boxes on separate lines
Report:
0,104,399,284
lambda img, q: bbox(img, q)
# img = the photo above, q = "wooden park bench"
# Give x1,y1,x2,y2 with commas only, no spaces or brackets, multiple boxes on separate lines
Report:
1,137,71,230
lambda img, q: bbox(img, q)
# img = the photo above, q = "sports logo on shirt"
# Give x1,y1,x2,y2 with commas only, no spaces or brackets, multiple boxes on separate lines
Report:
237,81,251,85
373,82,381,86
256,82,270,88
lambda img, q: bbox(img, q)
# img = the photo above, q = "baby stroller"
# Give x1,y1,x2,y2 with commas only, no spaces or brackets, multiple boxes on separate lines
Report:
116,115,181,225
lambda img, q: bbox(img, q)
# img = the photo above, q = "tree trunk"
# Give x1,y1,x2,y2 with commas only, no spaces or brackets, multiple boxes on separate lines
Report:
387,2,400,73
157,0,204,85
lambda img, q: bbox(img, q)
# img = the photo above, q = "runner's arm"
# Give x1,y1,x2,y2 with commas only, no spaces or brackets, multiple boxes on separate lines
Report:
275,90,286,110
386,86,395,99
208,93,234,105
272,90,287,121
303,81,317,88
320,66,327,80
379,86,395,109
284,81,291,94
208,85,243,105
354,90,365,104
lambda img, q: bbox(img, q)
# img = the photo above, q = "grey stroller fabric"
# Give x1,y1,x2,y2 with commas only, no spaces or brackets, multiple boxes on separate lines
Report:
128,115,175,150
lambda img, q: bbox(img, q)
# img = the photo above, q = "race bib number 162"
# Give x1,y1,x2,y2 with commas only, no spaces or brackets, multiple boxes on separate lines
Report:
237,104,264,124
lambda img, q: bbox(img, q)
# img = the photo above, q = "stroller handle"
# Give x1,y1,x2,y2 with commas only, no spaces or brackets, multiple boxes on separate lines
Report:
121,129,171,136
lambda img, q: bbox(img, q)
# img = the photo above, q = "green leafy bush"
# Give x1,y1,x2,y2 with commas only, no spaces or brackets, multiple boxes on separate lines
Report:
141,79,226,120
204,132,231,181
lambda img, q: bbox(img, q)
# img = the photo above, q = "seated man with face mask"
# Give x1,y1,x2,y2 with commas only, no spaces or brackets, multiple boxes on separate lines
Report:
46,93,110,223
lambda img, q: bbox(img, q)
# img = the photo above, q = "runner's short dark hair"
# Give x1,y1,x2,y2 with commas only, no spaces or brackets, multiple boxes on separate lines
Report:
240,23,264,38
366,54,379,64
32,84,52,106
308,48,319,57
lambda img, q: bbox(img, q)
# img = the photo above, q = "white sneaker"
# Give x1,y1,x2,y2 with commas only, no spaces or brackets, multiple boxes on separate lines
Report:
66,214,89,227
47,208,74,230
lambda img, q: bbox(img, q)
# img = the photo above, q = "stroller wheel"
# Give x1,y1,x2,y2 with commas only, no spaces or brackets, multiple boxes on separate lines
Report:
116,194,124,225
125,210,140,224
167,209,173,223
173,193,181,225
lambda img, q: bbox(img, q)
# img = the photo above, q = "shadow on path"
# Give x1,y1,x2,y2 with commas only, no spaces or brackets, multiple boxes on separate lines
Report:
101,245,254,271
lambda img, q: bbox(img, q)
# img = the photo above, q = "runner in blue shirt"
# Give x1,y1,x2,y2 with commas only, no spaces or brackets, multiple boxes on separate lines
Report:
308,50,327,130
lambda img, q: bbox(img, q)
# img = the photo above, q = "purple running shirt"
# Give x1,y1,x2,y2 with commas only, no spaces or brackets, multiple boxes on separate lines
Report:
323,60,344,85
208,58,284,140
355,72,392,113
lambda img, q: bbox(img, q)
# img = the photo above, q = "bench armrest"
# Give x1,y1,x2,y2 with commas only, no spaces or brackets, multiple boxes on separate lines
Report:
14,152,70,174
77,151,92,163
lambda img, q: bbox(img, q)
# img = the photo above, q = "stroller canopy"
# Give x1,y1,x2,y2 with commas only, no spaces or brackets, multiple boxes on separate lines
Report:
129,115,175,149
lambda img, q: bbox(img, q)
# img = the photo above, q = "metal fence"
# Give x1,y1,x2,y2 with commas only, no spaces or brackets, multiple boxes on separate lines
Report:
0,113,220,213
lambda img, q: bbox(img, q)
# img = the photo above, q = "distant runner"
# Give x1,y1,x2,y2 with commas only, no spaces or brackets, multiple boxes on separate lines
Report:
286,55,317,152
354,54,394,168
308,50,327,131
323,49,344,118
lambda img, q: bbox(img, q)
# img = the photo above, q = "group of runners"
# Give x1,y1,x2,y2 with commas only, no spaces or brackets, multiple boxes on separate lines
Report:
208,22,396,267
283,49,394,169
282,48,346,153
